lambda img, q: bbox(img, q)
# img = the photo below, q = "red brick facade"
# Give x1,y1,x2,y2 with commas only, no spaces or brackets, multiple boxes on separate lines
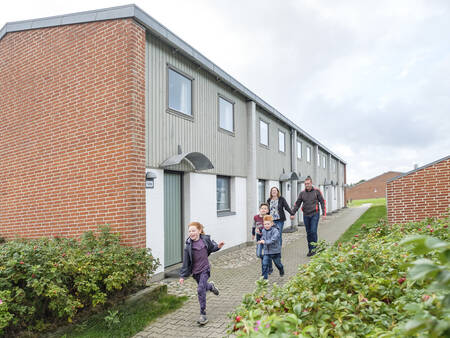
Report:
386,157,450,224
0,19,147,247
346,171,402,201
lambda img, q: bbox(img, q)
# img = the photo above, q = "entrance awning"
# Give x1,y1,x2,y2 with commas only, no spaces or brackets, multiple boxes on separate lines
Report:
279,172,299,181
160,152,214,170
324,179,334,186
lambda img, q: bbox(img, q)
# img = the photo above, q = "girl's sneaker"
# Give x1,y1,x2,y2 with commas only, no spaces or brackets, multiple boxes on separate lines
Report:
209,281,220,296
198,314,208,325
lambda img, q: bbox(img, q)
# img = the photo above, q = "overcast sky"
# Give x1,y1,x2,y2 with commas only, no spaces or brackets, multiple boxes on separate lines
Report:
2,0,449,184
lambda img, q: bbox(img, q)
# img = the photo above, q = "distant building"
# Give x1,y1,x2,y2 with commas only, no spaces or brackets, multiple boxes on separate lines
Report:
387,156,450,224
346,171,402,201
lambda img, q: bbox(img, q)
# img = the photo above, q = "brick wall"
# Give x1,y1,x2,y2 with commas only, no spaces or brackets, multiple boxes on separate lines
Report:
386,157,450,224
346,171,402,201
0,19,147,247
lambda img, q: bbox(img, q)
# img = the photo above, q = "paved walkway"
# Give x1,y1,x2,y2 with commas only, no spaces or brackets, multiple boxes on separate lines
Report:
134,206,370,338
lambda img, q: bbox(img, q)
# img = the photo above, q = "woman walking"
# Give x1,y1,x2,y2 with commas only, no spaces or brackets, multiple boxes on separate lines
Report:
267,186,293,247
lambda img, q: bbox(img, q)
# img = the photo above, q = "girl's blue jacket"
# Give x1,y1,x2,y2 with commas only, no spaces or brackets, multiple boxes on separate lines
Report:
179,234,220,278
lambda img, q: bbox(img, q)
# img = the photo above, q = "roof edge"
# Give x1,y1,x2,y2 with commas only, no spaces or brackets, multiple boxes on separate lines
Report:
0,4,346,163
387,155,450,183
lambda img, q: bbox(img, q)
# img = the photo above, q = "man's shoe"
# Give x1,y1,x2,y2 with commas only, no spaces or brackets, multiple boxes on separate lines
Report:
197,314,208,325
209,281,219,296
280,269,285,277
306,252,313,257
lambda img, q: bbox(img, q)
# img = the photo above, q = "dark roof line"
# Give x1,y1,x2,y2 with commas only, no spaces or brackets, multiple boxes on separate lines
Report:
0,4,346,163
387,155,450,183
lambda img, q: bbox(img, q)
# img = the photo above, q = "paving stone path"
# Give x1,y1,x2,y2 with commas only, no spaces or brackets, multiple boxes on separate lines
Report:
134,206,370,338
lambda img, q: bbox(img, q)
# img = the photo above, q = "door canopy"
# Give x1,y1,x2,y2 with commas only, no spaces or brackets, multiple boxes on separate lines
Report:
160,152,214,171
279,172,299,182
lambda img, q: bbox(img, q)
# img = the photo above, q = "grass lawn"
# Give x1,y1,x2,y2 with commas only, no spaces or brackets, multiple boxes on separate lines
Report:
50,293,187,338
348,198,386,207
337,205,387,244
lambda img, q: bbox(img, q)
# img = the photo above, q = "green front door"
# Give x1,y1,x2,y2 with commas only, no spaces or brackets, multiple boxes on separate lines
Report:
164,172,183,267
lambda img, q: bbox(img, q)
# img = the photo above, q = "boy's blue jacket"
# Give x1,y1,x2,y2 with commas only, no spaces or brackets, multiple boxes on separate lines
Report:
261,226,281,255
179,234,220,278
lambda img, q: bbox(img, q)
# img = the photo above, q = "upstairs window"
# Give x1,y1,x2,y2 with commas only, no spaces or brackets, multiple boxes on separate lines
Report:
278,131,285,152
306,147,311,162
168,68,192,116
297,141,302,159
259,120,269,146
219,96,234,132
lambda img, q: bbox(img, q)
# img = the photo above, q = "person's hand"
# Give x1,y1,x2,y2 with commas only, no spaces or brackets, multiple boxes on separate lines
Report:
290,215,295,220
256,228,261,235
322,215,326,220
179,278,184,285
258,240,265,244
218,241,225,248
252,235,255,241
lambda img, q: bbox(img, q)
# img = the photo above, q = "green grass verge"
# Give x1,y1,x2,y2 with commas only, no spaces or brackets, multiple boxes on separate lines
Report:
347,198,386,207
336,205,387,244
53,293,187,338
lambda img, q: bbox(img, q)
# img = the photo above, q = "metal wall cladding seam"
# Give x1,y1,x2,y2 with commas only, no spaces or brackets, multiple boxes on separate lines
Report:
255,108,291,180
146,34,248,176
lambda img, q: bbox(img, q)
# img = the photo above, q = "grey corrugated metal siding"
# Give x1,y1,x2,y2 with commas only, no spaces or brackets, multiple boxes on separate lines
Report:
256,109,291,180
146,34,248,176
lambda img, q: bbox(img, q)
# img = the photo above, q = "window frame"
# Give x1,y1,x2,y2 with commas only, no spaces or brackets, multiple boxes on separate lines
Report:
166,64,194,120
297,140,302,159
259,119,269,148
216,175,231,213
218,94,235,135
258,179,266,206
278,130,286,153
306,146,311,163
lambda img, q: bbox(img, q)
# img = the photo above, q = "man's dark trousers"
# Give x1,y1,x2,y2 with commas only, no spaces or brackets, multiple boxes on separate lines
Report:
303,212,320,253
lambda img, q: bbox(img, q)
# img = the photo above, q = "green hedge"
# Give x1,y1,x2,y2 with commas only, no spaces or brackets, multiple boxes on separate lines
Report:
0,227,159,336
230,216,449,337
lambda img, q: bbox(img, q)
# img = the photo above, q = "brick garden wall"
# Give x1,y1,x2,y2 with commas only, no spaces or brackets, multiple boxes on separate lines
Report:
347,171,402,201
386,157,450,224
0,19,147,247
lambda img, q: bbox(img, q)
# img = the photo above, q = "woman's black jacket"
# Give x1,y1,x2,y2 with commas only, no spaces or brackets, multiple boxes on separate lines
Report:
267,196,293,222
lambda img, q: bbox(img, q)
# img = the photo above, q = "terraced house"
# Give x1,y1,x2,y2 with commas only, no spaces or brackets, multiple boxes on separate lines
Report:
0,5,346,274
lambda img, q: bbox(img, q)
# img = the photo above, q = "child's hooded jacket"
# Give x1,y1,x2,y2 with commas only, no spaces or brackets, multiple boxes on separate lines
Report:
179,234,220,278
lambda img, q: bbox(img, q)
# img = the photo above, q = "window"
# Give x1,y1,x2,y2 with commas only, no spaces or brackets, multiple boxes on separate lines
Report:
258,180,266,206
259,120,269,146
217,176,231,211
278,131,285,152
297,141,302,159
334,186,337,199
306,146,311,162
332,160,336,172
219,96,234,132
168,68,192,116
322,155,326,168
317,153,320,167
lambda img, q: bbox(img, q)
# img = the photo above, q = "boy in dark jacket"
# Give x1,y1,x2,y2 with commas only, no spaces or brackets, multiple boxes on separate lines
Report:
258,215,285,279
179,222,224,325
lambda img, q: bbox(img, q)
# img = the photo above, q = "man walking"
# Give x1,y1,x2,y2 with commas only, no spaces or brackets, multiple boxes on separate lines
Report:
290,176,326,256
